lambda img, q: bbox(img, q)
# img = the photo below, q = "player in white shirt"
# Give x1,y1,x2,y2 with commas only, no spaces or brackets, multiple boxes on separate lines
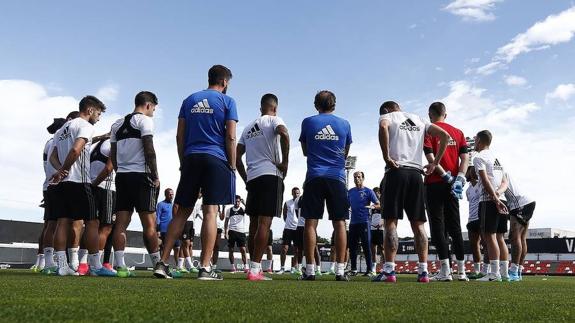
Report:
370,187,384,274
374,101,450,283
472,130,509,282
36,115,75,274
504,173,535,282
50,96,114,276
224,197,248,273
278,187,301,274
111,91,161,277
465,166,484,279
236,93,290,281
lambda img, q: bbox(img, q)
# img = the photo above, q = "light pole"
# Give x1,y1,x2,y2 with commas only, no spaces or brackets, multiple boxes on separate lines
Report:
345,156,357,189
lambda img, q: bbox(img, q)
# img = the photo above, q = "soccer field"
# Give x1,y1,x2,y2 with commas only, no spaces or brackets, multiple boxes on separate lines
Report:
0,270,573,322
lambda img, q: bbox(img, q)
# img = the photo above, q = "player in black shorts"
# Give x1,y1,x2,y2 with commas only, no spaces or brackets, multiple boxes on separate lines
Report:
370,187,384,274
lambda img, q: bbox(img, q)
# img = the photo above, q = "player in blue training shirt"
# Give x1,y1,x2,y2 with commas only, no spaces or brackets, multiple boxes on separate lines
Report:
299,90,352,282
348,171,380,276
154,65,238,281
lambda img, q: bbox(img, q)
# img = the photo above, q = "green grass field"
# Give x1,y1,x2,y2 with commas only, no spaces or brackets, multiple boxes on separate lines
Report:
1,270,574,322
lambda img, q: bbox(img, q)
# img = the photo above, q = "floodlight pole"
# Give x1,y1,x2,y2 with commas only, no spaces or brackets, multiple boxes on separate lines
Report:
345,156,357,189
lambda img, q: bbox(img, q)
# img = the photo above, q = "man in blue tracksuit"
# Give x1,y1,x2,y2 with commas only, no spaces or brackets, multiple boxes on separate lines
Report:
348,171,380,276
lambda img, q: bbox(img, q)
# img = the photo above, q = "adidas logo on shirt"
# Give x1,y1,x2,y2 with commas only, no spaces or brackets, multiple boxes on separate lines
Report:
191,99,214,114
494,158,503,171
448,138,457,146
315,125,339,140
246,123,263,139
399,118,420,131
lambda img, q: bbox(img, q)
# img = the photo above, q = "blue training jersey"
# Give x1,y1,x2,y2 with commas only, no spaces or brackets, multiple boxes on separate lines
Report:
348,187,378,224
299,113,352,183
178,89,239,161
156,200,173,233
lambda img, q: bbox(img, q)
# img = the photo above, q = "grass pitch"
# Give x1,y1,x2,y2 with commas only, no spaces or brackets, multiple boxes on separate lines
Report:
0,270,574,322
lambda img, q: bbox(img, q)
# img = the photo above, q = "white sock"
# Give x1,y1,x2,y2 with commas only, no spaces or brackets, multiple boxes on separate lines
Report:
457,260,465,274
68,247,79,270
89,253,102,270
114,250,126,268
490,260,500,275
177,258,185,268
55,251,68,268
336,263,346,276
185,257,193,269
44,247,55,267
267,260,273,271
250,261,262,275
38,254,45,269
149,251,161,266
519,265,524,274
202,265,212,272
371,263,377,272
231,263,236,270
440,259,450,275
99,250,104,261
474,262,481,273
418,262,428,275
306,264,315,276
482,262,490,274
509,263,519,274
500,260,509,278
330,262,336,271
78,249,88,264
383,262,395,273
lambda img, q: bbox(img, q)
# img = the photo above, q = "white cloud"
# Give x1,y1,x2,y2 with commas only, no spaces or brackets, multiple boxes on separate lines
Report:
476,6,575,75
409,23,418,29
545,83,575,102
443,0,502,22
504,75,527,86
96,83,119,102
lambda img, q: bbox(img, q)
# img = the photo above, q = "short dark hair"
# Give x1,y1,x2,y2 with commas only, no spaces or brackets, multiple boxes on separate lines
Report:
135,91,158,107
380,101,399,115
79,95,106,113
235,195,242,200
292,187,300,193
164,188,173,195
429,102,446,117
354,171,365,178
66,111,80,120
208,65,233,86
314,90,336,112
261,93,278,108
476,130,492,146
373,187,380,193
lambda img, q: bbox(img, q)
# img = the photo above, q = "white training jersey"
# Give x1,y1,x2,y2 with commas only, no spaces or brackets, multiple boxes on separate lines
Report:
192,198,203,226
226,206,246,232
466,182,481,222
238,115,286,181
43,138,56,191
370,211,383,230
110,113,154,173
379,111,431,169
473,149,505,202
284,198,299,230
53,118,94,183
89,139,116,191
504,173,534,211
295,197,305,227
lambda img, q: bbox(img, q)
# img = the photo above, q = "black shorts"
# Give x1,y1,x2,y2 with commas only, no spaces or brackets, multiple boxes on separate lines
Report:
160,232,181,248
52,181,96,221
175,153,235,207
246,175,284,218
43,187,58,221
181,221,194,240
301,177,349,221
380,168,426,222
295,226,305,249
228,230,246,248
217,228,223,235
281,229,297,246
479,201,508,234
115,172,159,213
510,202,536,226
466,219,481,233
93,186,116,225
371,230,384,245
268,230,273,246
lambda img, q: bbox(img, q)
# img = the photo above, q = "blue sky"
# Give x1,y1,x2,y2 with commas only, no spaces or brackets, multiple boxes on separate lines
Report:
1,1,575,238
